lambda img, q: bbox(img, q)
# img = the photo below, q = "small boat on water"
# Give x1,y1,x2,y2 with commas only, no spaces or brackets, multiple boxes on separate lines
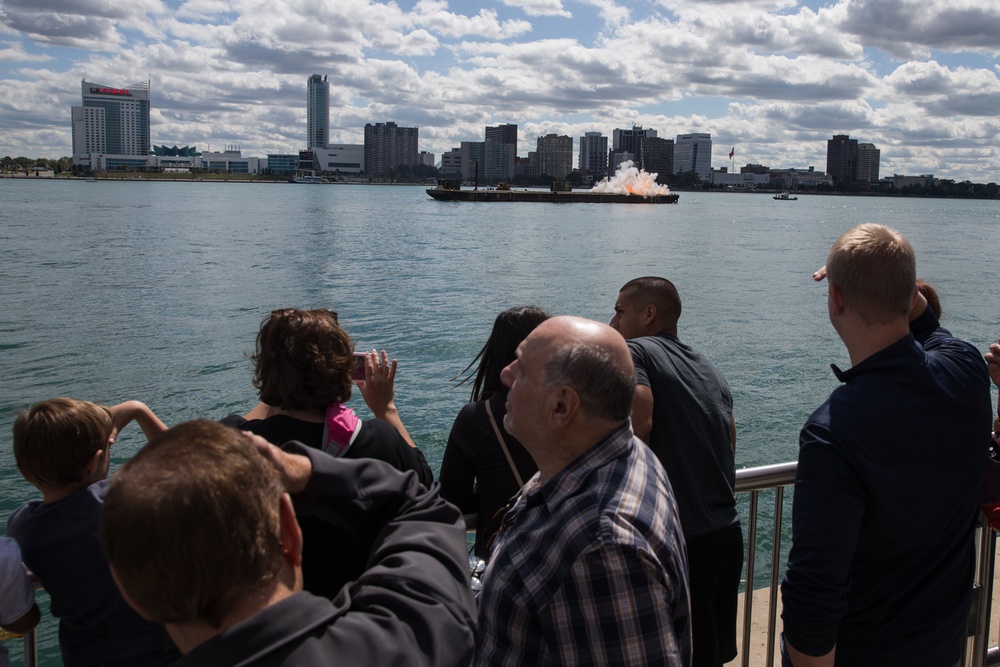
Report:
773,192,798,200
426,180,679,204
289,176,328,184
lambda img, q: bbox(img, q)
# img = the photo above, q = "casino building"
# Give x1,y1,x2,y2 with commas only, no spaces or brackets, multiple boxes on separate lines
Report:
72,79,151,169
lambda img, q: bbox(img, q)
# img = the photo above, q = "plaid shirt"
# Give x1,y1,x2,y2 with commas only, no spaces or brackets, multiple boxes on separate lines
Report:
476,423,691,666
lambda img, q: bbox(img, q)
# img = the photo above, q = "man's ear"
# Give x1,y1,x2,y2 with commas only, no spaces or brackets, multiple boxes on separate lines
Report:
278,493,303,568
643,303,657,326
548,385,580,428
828,282,846,315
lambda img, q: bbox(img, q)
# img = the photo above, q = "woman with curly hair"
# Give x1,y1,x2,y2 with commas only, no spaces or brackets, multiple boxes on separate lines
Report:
223,308,432,598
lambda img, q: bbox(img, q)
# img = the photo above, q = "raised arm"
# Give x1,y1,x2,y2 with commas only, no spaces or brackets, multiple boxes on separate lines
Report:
108,401,168,441
357,350,417,448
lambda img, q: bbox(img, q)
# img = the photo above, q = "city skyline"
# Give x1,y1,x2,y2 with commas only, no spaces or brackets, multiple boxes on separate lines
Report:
0,0,997,182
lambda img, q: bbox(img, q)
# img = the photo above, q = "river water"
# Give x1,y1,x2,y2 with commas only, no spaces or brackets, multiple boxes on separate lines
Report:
1,178,998,663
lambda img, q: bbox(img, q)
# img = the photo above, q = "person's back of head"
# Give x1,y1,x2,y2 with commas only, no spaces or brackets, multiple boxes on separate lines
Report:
826,223,916,325
461,306,550,401
620,277,682,333
100,419,285,629
542,321,636,425
916,279,941,319
252,308,354,411
13,398,112,492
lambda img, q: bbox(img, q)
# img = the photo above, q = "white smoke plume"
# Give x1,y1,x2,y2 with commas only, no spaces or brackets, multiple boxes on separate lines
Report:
591,161,671,197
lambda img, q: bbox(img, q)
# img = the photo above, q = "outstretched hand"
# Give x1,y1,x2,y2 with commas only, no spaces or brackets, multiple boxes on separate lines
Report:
355,349,418,448
357,350,398,418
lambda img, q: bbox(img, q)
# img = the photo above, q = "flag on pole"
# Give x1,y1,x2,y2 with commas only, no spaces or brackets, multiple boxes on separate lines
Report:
728,147,735,159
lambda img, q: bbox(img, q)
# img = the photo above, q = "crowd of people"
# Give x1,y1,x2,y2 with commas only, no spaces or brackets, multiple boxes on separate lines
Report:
2,222,998,667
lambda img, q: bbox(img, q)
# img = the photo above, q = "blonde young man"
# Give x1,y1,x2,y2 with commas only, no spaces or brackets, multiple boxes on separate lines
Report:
781,224,992,666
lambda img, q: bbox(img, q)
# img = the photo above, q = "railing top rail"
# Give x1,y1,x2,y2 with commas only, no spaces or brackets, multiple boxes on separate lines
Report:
735,461,797,493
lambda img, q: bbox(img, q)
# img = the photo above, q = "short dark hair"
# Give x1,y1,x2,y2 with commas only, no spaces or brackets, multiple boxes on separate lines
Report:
251,308,354,410
543,342,635,423
620,277,682,324
101,419,285,627
456,306,550,401
13,398,112,490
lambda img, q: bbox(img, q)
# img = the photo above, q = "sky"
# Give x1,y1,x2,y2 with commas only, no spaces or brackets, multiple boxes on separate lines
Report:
0,0,998,182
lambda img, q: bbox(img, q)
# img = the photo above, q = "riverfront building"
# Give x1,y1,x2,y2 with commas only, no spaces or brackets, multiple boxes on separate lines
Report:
461,141,486,182
613,126,657,170
71,79,151,169
673,133,712,180
484,124,517,182
535,134,573,179
364,122,418,178
579,132,608,182
826,134,858,182
307,74,330,150
644,137,674,181
857,143,881,182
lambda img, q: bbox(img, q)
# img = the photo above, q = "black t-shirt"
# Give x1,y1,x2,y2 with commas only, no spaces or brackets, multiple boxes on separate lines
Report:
222,413,433,598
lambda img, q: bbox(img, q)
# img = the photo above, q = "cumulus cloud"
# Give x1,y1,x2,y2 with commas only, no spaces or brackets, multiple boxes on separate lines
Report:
0,40,53,62
836,0,1000,59
501,0,572,18
0,0,995,181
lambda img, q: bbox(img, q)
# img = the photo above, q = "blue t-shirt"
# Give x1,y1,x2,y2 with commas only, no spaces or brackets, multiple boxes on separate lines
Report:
7,481,174,666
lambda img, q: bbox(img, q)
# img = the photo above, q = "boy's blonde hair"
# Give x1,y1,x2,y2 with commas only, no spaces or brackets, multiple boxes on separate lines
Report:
13,398,113,490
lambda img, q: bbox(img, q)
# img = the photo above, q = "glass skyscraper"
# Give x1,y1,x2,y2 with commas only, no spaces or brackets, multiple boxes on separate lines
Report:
71,79,150,166
307,74,329,150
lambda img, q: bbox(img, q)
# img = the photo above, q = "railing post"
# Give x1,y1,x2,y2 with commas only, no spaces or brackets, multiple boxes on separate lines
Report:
22,628,37,667
742,490,758,667
971,519,996,667
766,486,784,667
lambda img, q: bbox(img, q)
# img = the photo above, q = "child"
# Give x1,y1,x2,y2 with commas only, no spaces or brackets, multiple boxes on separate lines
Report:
7,398,177,667
0,536,39,667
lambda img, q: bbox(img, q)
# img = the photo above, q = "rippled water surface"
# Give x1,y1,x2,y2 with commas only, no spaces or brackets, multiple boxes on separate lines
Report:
1,179,998,662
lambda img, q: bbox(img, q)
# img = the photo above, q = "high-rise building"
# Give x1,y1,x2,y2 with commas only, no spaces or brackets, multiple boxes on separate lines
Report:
579,132,608,182
673,133,712,179
613,126,657,169
826,134,859,182
484,124,517,182
460,141,486,182
857,142,880,182
535,134,573,179
71,79,150,167
307,74,329,150
440,147,462,177
644,137,674,181
364,122,418,178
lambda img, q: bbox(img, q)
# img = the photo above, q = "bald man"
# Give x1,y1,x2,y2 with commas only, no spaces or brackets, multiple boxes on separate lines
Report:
475,316,691,666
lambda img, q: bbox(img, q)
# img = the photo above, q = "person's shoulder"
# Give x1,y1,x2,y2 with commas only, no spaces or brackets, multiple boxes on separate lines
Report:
7,498,44,533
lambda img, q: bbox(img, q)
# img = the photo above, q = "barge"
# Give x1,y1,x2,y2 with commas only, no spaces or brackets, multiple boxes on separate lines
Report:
426,180,679,204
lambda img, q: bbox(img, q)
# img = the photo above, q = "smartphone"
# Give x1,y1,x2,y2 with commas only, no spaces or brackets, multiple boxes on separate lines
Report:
351,352,367,382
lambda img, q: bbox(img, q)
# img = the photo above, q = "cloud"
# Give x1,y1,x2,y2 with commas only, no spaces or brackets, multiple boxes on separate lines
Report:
501,0,572,18
836,0,1000,59
0,40,54,62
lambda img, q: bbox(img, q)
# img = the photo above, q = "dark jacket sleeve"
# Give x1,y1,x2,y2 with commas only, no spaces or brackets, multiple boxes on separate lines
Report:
439,402,480,516
282,442,476,665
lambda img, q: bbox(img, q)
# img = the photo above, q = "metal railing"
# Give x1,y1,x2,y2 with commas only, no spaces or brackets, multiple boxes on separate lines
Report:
16,459,1000,667
734,460,1000,667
